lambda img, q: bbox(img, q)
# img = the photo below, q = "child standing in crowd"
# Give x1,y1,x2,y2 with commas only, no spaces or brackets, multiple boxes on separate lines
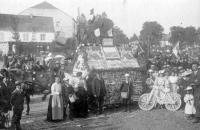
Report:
184,86,196,120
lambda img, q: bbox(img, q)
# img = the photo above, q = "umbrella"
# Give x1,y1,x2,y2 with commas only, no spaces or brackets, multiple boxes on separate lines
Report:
54,55,65,59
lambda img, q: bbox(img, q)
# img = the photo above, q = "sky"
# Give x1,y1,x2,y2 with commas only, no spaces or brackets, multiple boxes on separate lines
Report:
0,0,199,37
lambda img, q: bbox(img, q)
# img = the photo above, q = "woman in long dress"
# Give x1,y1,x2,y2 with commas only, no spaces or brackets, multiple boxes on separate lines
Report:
47,77,64,121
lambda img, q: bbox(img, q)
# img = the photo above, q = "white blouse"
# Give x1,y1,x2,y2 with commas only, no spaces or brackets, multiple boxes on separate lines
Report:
51,82,62,95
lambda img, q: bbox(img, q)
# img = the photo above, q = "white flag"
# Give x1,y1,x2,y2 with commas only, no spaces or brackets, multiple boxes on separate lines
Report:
12,44,16,53
94,28,100,37
107,28,113,37
172,42,180,58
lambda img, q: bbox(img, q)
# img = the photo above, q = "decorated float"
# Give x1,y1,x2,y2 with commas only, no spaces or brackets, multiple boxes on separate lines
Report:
72,38,147,105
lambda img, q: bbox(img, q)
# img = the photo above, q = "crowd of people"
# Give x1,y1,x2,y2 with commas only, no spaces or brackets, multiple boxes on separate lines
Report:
146,62,200,123
46,71,107,122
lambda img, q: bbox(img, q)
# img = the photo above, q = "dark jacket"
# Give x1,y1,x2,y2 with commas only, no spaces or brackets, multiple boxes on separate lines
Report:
120,81,133,99
189,70,200,117
10,89,24,110
92,77,106,98
62,83,74,103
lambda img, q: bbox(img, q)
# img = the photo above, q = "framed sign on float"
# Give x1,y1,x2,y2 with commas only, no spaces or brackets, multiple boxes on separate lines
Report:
102,38,113,46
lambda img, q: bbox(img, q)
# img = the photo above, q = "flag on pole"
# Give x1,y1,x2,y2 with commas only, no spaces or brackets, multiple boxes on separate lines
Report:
107,28,113,37
12,44,16,54
94,28,100,37
172,42,180,58
137,42,144,55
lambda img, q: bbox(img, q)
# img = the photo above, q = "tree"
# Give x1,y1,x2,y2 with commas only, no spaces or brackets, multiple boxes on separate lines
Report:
113,26,129,46
195,27,200,43
184,26,196,43
139,21,164,45
169,26,197,46
169,26,185,45
130,33,138,42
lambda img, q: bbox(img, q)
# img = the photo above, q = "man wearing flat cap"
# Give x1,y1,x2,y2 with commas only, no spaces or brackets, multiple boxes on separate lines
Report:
10,81,25,130
189,63,200,123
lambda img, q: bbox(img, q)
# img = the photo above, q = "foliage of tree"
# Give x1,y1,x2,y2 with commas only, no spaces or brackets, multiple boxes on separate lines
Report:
129,33,138,42
196,27,200,43
113,26,129,45
139,21,164,45
169,26,185,44
169,26,198,46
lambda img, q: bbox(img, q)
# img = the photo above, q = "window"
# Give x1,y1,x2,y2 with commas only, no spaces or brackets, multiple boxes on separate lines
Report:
23,33,29,41
0,32,4,41
32,33,36,41
40,34,46,41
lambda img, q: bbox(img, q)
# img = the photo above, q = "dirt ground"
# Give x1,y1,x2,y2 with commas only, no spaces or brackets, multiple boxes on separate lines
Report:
20,101,200,130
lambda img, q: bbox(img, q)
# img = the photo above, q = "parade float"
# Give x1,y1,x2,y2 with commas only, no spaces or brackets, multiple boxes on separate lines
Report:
72,38,146,105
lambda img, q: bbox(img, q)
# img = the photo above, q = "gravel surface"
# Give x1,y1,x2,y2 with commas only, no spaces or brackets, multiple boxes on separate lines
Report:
20,101,200,130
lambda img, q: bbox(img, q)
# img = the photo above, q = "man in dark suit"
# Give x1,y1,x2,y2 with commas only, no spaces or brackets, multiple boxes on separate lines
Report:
10,81,25,130
62,78,75,120
92,72,106,114
189,63,200,123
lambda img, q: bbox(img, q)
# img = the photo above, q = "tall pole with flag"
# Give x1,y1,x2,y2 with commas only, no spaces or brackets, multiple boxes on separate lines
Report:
172,41,180,59
77,7,80,45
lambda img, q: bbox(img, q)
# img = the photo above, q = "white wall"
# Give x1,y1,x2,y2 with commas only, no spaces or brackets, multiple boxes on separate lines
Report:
19,32,55,42
20,8,76,38
0,31,14,42
0,31,54,42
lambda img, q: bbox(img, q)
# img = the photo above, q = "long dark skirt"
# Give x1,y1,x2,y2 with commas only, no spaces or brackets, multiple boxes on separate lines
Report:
47,95,53,121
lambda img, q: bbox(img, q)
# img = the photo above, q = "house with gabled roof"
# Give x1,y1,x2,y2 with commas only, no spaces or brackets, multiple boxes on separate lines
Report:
19,1,76,44
0,13,54,55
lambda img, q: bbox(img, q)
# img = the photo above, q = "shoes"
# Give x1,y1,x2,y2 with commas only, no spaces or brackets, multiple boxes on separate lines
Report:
192,118,200,123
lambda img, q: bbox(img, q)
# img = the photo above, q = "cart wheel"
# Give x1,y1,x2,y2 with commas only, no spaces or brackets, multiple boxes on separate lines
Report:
165,93,182,111
138,93,156,111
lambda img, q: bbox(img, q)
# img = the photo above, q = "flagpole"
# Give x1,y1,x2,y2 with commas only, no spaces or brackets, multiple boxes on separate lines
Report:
77,7,80,46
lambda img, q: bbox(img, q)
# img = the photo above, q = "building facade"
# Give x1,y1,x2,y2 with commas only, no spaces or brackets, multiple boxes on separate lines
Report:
19,1,76,44
0,13,55,55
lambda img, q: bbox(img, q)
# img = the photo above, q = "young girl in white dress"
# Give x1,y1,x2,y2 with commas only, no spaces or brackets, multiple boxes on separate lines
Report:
184,86,196,120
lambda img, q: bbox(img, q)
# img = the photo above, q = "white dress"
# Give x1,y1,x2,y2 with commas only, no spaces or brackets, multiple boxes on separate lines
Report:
168,76,179,93
184,94,196,115
51,82,63,120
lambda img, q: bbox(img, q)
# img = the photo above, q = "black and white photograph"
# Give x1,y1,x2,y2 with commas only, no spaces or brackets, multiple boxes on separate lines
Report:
0,0,200,130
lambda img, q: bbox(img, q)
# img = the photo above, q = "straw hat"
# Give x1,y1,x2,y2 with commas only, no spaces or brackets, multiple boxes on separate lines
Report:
125,73,130,77
185,86,192,91
159,70,165,74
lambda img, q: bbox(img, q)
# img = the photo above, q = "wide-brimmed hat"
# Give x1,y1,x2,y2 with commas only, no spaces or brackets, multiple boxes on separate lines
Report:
148,69,153,73
181,70,192,77
125,73,130,77
15,81,22,85
185,86,192,91
63,77,69,81
159,70,165,74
